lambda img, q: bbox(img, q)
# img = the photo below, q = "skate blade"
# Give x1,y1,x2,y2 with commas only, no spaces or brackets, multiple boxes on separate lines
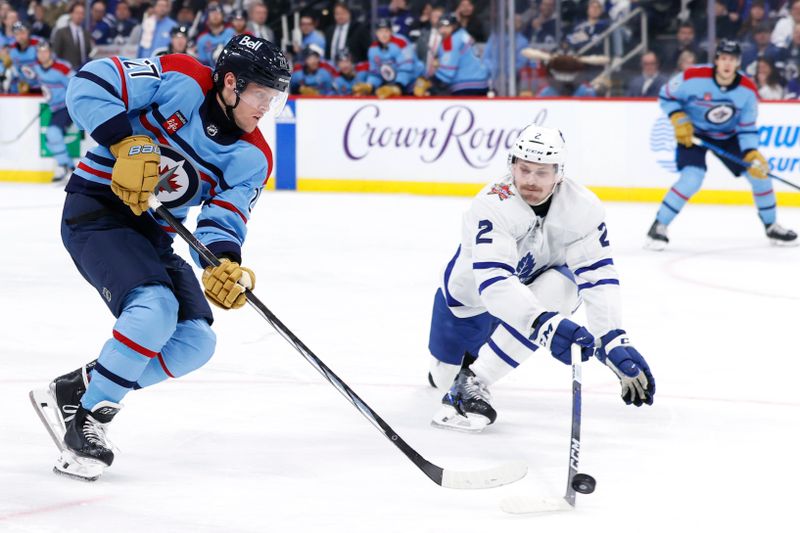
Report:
643,238,667,251
431,405,490,433
53,450,106,482
29,389,66,451
769,238,799,247
500,496,574,514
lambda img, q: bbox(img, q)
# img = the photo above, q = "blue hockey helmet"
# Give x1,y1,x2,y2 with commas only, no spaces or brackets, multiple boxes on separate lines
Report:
715,39,742,59
214,34,291,94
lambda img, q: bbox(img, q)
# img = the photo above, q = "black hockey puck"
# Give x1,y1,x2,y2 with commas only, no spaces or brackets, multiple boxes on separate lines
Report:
571,473,596,494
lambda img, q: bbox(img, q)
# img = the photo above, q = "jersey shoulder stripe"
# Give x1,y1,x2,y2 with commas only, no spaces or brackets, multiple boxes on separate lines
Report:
241,129,273,185
683,66,713,80
160,53,214,93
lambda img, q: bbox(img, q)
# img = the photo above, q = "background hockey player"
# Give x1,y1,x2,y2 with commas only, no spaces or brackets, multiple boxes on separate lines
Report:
427,125,655,432
195,3,234,66
7,22,42,94
331,49,369,95
31,41,75,182
647,39,797,249
364,18,423,98
413,14,489,97
290,44,334,95
30,34,291,481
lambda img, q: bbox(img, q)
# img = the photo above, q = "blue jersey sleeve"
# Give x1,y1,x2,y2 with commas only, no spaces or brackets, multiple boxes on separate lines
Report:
395,42,417,87
67,56,165,147
736,89,759,152
658,71,685,117
434,36,460,83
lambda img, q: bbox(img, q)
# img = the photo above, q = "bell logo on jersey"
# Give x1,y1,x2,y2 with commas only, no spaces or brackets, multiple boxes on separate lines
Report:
162,111,188,134
239,35,263,51
488,183,514,200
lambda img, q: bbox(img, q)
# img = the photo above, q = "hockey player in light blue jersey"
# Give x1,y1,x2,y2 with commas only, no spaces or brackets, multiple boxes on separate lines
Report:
195,3,235,66
331,49,369,95
365,18,423,97
29,34,291,481
7,22,42,94
31,41,75,181
428,125,655,432
429,15,489,96
290,44,335,95
647,39,797,249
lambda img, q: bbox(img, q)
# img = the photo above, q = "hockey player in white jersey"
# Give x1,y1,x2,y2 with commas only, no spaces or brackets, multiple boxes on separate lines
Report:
427,125,655,432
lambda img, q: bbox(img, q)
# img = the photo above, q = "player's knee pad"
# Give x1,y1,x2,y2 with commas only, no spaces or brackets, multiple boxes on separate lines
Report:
528,268,580,316
115,284,179,354
161,319,216,377
676,166,705,197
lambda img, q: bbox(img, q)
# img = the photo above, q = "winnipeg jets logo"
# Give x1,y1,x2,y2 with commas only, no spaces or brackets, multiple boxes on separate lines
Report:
206,124,219,137
488,183,514,201
380,64,397,82
705,104,735,124
153,145,200,208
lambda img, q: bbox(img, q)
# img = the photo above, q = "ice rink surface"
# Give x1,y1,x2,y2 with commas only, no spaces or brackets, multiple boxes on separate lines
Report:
1,183,799,532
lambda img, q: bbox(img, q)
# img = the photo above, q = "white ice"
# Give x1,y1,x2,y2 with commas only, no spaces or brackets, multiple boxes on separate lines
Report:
1,183,799,532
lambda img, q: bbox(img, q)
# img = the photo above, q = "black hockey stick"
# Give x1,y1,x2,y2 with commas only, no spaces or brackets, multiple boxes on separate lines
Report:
692,136,800,192
501,346,595,513
147,195,526,489
0,110,42,145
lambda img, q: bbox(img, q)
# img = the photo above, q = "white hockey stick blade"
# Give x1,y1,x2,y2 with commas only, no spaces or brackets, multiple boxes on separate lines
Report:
500,496,574,514
441,461,527,489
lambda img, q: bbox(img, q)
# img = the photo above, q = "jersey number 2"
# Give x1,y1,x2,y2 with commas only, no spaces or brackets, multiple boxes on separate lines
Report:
476,220,493,244
598,223,610,247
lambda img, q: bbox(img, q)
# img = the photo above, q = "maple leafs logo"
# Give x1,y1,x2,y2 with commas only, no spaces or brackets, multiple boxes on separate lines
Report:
516,253,535,284
488,183,514,201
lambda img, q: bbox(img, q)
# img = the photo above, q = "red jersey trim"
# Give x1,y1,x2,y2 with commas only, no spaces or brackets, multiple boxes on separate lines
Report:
160,54,214,93
442,36,453,52
739,75,758,94
683,66,713,80
52,61,72,75
241,128,273,185
110,56,128,108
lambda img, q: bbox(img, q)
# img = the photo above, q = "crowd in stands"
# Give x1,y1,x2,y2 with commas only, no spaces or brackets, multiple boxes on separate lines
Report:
2,0,800,99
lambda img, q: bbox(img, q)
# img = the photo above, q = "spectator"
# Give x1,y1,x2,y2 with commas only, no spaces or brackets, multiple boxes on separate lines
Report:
771,0,800,48
174,5,199,39
137,0,177,57
455,0,485,42
737,0,768,44
1,7,19,48
325,2,369,64
290,45,333,95
52,2,92,68
662,22,701,73
332,48,369,95
247,2,274,43
111,1,138,44
773,24,800,82
428,13,489,95
565,0,609,54
8,22,41,94
676,49,696,73
90,1,114,45
195,3,234,65
625,51,668,97
756,57,784,98
741,23,781,76
365,18,423,97
156,24,190,55
293,13,325,58
714,0,741,41
230,9,248,35
416,5,444,75
528,0,558,52
377,0,416,39
30,3,51,40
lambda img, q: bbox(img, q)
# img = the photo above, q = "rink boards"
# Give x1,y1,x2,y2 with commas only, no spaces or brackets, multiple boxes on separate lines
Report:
2,95,800,206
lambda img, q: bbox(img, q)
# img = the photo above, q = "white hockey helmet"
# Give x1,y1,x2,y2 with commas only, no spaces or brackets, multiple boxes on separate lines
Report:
509,124,567,179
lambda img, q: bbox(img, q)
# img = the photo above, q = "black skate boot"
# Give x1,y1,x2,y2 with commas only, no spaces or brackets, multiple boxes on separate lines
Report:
29,360,96,450
431,368,496,432
645,220,669,251
52,400,121,481
765,223,798,246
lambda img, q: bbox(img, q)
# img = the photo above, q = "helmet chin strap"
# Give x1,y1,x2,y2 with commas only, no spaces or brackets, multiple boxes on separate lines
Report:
221,88,241,123
530,176,563,207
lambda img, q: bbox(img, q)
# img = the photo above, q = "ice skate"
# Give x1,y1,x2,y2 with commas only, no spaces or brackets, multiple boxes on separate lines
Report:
53,401,121,481
431,368,496,433
52,164,74,184
644,220,669,251
29,361,95,450
765,223,798,246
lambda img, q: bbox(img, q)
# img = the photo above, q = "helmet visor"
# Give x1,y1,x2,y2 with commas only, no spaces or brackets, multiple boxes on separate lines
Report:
237,84,288,119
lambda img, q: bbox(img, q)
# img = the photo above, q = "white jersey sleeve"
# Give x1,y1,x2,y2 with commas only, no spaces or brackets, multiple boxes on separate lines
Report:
562,195,622,338
466,191,548,335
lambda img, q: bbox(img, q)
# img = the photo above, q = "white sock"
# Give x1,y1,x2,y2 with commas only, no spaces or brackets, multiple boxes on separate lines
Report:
429,358,461,389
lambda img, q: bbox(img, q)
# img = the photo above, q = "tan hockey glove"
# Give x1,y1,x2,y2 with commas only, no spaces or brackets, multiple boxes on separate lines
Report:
669,111,694,148
375,84,402,99
413,77,431,97
109,135,160,216
202,259,256,310
299,85,320,96
351,82,373,96
744,150,769,179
